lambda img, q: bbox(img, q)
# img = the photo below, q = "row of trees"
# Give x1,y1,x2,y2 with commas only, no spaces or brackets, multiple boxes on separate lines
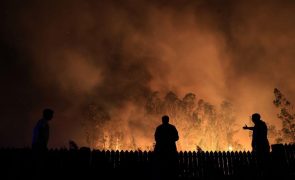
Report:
80,88,295,151
81,91,243,151
146,91,242,151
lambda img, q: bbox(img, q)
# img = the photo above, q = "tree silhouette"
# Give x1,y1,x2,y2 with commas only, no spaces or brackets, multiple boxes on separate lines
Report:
273,88,295,143
146,91,163,114
82,103,110,149
268,124,283,144
218,101,241,150
145,91,241,151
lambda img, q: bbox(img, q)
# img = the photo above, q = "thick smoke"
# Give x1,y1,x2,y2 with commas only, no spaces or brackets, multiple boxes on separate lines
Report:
0,0,294,150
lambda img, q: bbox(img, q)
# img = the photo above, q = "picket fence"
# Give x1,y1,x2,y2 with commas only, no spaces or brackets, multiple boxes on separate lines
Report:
0,144,294,179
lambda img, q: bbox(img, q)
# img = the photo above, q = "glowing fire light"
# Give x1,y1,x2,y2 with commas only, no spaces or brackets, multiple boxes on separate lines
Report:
228,145,233,151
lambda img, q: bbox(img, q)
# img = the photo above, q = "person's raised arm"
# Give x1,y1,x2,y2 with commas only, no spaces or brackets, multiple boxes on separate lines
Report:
243,124,254,130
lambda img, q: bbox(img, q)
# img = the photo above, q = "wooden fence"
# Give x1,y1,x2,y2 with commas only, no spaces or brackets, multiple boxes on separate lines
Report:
0,144,294,179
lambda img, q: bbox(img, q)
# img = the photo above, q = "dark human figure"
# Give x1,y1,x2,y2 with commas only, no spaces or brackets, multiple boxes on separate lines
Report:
31,108,54,178
154,115,179,179
32,108,54,151
243,113,270,176
243,113,270,154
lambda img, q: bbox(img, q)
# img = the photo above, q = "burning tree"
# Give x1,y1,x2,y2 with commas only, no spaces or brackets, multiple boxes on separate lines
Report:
82,103,110,149
163,91,182,119
218,101,242,150
194,100,218,150
145,91,241,151
146,91,163,114
273,88,295,143
83,102,146,150
82,91,242,151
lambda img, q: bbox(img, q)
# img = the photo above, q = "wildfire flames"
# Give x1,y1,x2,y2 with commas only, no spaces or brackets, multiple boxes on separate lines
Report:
1,0,294,149
83,92,243,151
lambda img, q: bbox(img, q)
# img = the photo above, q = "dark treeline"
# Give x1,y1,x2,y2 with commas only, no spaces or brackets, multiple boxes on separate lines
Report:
81,88,295,151
82,91,242,151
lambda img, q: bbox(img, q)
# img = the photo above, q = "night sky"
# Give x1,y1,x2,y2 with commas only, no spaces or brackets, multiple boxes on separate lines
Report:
1,0,295,149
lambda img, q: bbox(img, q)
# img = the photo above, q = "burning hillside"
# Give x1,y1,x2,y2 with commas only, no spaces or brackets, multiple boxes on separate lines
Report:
82,91,242,151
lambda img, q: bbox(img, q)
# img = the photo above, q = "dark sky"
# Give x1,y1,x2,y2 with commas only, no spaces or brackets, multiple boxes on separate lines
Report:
1,0,295,149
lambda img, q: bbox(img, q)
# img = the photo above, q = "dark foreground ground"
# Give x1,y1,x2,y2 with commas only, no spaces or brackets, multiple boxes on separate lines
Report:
1,144,294,179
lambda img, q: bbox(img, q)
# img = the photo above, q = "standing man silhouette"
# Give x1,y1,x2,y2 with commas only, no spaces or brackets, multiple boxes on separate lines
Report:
32,108,54,178
243,113,270,154
32,108,54,151
154,115,179,179
155,115,179,153
243,113,270,176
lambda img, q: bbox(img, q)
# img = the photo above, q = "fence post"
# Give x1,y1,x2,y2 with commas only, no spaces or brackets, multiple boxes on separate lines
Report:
271,144,287,177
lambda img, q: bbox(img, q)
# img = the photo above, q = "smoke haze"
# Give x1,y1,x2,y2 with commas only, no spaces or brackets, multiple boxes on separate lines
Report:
1,0,295,150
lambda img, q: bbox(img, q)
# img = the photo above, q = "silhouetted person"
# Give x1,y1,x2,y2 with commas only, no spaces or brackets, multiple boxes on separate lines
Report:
154,115,179,179
243,113,270,176
243,113,270,154
32,108,54,151
31,108,54,178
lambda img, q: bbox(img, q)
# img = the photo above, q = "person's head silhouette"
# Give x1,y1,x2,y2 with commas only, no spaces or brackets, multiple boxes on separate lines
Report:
251,113,261,124
162,115,169,125
43,108,54,121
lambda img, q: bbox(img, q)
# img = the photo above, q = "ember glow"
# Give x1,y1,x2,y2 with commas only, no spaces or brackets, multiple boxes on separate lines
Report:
1,0,295,151
86,95,242,151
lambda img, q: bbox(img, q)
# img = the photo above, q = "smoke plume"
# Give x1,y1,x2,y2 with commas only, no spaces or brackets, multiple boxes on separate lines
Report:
0,0,294,150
